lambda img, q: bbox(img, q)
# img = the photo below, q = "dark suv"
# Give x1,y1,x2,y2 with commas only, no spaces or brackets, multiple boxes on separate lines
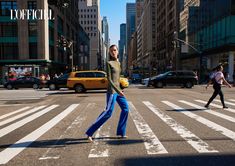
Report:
149,70,198,88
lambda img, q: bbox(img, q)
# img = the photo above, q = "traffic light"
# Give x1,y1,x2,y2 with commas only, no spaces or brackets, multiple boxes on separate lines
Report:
48,0,58,5
48,0,70,8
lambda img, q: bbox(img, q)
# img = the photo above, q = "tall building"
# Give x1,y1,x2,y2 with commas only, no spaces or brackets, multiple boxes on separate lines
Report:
156,0,180,72
126,3,136,75
0,0,83,82
180,0,235,82
78,0,102,70
135,0,144,27
101,16,109,68
135,0,144,72
140,0,156,77
102,16,109,46
118,23,126,68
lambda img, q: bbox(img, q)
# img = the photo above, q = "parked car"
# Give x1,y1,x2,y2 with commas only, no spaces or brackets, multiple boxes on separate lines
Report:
131,73,142,84
149,70,198,88
67,71,129,93
4,76,42,90
46,73,69,90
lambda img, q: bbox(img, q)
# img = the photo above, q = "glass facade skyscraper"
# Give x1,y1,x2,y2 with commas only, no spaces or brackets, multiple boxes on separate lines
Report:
180,0,235,82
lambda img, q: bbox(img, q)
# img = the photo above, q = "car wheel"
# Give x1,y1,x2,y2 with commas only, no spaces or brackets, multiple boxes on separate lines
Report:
185,82,193,88
49,84,56,90
33,84,39,89
74,84,84,93
155,82,163,88
6,84,13,90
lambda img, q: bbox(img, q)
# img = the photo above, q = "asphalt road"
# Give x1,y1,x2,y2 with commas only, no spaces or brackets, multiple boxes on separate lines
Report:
0,85,235,166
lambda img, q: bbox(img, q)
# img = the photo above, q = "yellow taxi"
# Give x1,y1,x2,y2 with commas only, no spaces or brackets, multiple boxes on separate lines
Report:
67,71,129,93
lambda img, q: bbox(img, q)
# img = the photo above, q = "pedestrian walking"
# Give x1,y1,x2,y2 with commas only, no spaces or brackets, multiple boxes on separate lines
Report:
85,44,129,142
205,65,232,109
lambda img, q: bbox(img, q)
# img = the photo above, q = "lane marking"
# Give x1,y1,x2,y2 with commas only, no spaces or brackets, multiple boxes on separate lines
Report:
88,127,110,158
0,106,47,127
143,101,217,153
0,105,58,138
195,100,235,114
0,107,30,120
179,100,235,123
0,104,79,164
129,102,168,154
162,101,235,141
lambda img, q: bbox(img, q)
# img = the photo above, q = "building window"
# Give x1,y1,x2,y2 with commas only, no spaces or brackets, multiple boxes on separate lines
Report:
28,21,37,36
0,1,17,16
49,45,54,61
0,43,18,59
49,26,54,41
29,43,37,59
28,1,37,9
0,22,17,37
57,16,63,32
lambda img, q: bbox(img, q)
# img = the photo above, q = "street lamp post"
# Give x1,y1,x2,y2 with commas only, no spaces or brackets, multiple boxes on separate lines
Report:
173,31,202,81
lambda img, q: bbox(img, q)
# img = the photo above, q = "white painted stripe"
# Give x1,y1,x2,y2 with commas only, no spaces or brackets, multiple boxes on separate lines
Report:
129,102,168,154
179,100,235,123
162,101,235,141
88,127,110,158
0,106,46,127
0,105,58,138
143,101,217,153
0,107,30,120
214,99,235,106
0,104,79,164
39,103,94,160
0,98,41,101
195,100,235,114
228,99,235,102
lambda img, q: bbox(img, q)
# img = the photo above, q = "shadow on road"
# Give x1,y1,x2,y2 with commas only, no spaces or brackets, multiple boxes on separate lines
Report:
0,137,144,149
166,108,206,112
116,153,235,166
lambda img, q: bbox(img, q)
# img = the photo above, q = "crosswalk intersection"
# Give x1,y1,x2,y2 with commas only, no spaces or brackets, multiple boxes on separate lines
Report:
0,98,235,164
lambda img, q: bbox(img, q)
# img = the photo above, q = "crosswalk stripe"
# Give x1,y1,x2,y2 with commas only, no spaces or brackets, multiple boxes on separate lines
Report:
214,99,235,106
0,104,79,164
195,100,235,114
162,101,235,141
39,103,94,160
228,99,235,102
0,107,30,120
0,105,58,138
179,100,235,123
0,106,47,127
88,127,110,158
143,101,218,153
129,102,168,154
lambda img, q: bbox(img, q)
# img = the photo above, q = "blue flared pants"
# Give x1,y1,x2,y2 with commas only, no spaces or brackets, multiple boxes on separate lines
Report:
86,93,129,137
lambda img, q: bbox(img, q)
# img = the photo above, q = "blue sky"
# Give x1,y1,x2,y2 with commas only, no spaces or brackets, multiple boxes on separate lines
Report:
100,0,135,46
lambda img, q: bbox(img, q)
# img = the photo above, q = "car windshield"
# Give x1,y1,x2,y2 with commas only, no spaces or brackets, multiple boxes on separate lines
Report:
157,72,171,77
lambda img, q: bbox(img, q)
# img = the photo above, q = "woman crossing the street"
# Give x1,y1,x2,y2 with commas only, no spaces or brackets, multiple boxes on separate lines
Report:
85,44,129,142
205,64,232,109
